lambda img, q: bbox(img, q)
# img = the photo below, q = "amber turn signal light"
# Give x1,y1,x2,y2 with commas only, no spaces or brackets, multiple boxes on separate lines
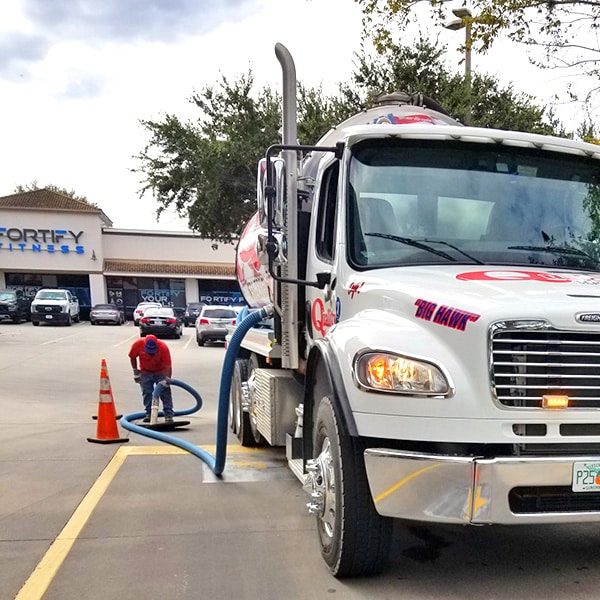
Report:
542,395,569,409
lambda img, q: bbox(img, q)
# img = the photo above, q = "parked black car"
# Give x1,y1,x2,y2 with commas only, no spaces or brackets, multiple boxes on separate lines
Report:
139,307,182,339
183,302,204,326
0,289,31,323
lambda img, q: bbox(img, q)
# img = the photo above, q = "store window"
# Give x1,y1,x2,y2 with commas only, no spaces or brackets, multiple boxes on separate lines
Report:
106,276,187,318
5,272,91,317
198,279,243,305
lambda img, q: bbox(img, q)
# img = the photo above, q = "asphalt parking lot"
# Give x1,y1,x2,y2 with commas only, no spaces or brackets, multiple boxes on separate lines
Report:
4,320,600,600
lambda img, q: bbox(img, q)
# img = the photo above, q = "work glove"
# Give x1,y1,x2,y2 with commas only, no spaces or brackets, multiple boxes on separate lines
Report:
158,378,170,388
133,369,141,383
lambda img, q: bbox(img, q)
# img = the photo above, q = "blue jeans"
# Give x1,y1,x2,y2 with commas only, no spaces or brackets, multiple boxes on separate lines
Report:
140,372,174,417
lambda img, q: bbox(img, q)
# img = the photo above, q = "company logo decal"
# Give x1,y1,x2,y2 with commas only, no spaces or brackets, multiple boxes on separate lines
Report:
312,298,337,336
0,227,85,254
577,313,600,323
368,113,448,126
347,281,365,298
414,298,480,332
456,270,600,285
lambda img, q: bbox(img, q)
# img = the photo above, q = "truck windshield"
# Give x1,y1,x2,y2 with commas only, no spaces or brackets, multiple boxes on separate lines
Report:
37,291,66,300
347,139,600,271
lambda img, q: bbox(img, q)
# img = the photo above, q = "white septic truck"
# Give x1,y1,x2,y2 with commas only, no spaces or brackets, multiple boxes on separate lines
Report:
229,43,600,577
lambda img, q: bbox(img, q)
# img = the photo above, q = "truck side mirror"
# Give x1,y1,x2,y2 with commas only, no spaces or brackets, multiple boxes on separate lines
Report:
257,157,286,229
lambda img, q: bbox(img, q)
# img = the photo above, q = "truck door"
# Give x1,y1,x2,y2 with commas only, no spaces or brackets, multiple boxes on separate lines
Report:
305,160,340,343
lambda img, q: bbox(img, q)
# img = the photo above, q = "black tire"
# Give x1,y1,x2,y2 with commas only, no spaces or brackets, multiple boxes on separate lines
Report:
140,331,146,337
65,315,72,327
312,396,392,577
12,314,20,324
233,359,255,446
74,313,80,323
32,320,39,326
197,335,205,346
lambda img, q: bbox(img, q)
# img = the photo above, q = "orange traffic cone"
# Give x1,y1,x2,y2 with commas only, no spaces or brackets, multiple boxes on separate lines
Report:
87,359,129,444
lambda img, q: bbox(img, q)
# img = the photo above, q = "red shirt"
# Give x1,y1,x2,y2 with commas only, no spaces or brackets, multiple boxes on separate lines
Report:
128,337,172,374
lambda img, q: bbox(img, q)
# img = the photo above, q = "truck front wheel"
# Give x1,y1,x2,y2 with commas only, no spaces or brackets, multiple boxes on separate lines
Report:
310,396,392,577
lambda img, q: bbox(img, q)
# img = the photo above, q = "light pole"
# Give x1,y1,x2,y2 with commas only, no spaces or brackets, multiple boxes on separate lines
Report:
445,7,472,125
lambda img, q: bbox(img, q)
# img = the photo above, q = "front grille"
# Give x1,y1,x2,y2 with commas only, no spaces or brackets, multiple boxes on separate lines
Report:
35,304,62,314
510,486,600,514
491,329,600,408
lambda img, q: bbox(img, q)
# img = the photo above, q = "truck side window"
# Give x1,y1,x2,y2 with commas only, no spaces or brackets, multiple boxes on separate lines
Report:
315,162,339,263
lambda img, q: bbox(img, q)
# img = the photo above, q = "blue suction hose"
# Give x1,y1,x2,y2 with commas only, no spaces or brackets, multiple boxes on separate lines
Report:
120,305,272,475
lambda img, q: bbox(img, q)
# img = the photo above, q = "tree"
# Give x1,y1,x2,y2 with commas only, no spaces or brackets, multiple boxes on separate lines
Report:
134,72,358,243
355,0,600,106
347,37,561,133
14,181,96,206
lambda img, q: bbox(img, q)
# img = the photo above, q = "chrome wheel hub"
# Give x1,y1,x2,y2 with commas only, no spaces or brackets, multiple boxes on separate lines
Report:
305,437,336,539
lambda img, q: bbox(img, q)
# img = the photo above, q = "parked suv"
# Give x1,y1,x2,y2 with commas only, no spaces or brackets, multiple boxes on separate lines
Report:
0,289,31,323
183,302,204,326
195,306,237,346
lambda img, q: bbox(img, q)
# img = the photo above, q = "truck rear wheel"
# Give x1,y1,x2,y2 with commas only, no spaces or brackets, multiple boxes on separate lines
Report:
311,396,392,577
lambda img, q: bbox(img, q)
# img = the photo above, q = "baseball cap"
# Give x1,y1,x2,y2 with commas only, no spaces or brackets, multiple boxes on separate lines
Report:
144,336,158,355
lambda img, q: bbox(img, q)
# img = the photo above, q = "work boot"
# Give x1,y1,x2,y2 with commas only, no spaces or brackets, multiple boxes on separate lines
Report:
165,415,174,423
142,415,150,423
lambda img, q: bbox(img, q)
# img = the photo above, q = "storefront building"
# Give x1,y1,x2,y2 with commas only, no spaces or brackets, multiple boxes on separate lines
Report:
0,189,241,319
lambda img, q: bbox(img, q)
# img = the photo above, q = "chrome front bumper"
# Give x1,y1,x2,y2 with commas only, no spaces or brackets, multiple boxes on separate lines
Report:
364,449,600,525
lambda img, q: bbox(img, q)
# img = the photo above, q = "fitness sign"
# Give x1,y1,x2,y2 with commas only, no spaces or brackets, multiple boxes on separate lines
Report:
0,226,85,256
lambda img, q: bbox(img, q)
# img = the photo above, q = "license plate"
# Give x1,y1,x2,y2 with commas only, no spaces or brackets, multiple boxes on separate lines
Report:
45,315,53,320
572,461,600,492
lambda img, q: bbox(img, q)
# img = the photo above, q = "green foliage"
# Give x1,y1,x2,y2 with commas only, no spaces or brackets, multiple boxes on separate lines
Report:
135,73,361,243
350,38,559,133
14,181,97,207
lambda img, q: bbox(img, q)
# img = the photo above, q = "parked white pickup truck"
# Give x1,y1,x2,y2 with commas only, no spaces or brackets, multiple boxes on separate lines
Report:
30,288,80,326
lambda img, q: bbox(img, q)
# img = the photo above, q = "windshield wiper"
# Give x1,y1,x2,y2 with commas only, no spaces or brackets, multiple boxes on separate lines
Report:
364,233,457,261
423,239,485,264
507,244,593,258
507,244,599,267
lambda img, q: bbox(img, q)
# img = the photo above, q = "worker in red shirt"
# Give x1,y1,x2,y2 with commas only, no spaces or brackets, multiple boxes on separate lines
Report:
128,334,174,423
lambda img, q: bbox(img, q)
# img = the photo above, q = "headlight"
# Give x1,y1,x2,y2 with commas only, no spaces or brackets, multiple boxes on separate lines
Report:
354,352,450,396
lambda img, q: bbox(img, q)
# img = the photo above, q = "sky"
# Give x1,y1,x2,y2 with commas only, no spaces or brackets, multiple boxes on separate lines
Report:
0,0,585,232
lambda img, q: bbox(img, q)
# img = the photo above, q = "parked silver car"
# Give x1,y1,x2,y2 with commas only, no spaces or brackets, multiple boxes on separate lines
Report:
195,306,237,346
90,304,125,325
